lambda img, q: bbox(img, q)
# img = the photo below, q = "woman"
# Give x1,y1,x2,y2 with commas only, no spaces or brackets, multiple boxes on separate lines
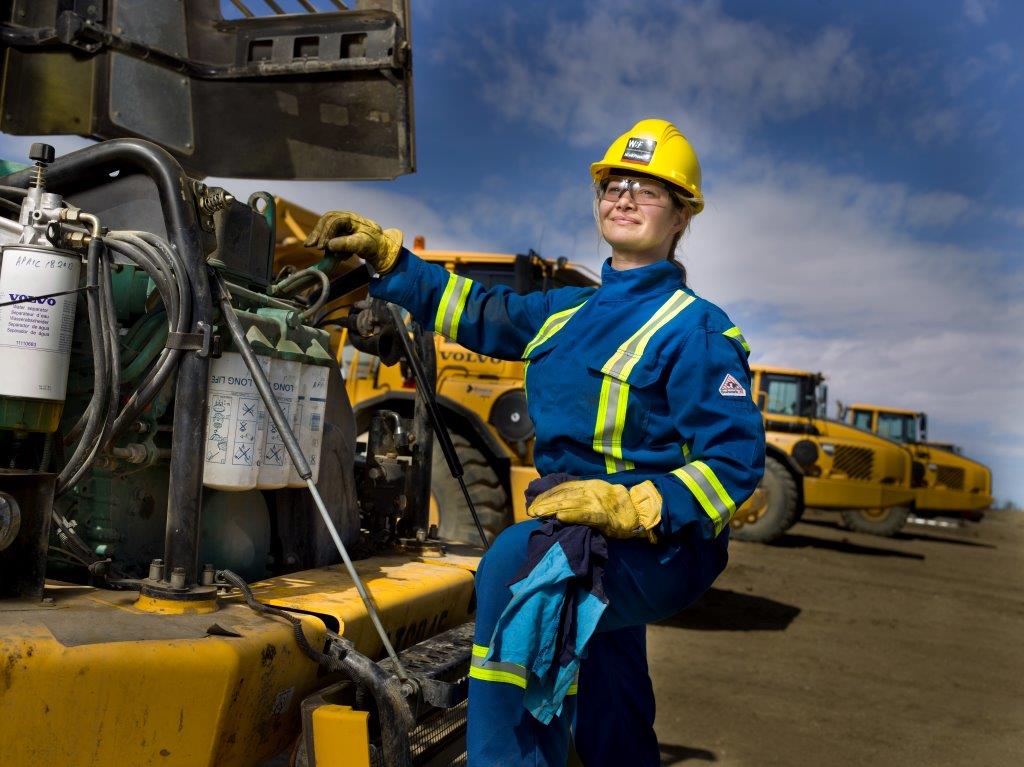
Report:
306,119,765,766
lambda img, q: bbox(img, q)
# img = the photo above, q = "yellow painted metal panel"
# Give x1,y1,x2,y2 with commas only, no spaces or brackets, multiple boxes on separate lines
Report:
248,555,477,659
0,556,478,767
312,705,371,767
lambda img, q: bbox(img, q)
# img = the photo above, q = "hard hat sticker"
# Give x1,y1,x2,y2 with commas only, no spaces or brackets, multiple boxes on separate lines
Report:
719,373,747,397
621,137,656,165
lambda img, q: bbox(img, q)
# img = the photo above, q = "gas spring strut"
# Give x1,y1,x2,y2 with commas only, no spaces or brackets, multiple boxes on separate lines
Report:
384,303,491,550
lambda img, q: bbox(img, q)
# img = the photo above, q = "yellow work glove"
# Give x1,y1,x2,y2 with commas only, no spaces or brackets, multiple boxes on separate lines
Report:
304,210,404,275
527,479,663,542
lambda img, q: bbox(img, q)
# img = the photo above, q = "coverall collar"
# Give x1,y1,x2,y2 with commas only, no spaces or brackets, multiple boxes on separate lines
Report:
599,257,686,299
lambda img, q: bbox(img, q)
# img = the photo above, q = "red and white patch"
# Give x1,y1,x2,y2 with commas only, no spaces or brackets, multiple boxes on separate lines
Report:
719,373,746,397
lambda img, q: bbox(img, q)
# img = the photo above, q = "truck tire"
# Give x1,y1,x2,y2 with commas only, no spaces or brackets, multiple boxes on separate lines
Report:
731,456,799,544
431,433,510,544
841,507,910,537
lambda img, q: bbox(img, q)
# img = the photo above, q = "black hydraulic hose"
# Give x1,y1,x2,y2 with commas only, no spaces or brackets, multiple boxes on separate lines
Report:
56,238,109,496
385,304,490,549
219,569,413,767
99,255,120,448
105,233,190,439
270,267,331,320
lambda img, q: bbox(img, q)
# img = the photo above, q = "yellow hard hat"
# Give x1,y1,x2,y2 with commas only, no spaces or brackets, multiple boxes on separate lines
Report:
590,119,704,213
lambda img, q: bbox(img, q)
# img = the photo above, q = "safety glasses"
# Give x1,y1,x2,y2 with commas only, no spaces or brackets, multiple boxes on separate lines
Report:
598,176,676,208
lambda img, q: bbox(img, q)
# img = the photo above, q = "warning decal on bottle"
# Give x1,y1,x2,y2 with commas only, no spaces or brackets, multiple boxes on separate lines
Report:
719,373,747,397
621,137,657,165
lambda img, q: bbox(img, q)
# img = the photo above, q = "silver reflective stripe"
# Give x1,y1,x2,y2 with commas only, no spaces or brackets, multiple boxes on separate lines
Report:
671,461,735,536
470,653,530,682
433,272,473,340
469,647,579,693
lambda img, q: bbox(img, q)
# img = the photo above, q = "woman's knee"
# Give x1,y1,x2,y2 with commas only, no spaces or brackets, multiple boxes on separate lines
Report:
473,520,539,635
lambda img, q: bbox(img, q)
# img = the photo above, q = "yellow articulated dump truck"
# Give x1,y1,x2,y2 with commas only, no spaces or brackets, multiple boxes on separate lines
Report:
276,200,600,543
731,365,916,542
842,404,993,523
1,3,487,765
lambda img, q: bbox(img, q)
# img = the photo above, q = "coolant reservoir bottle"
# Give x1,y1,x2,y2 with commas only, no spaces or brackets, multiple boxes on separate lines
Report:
203,351,269,491
256,343,302,490
287,340,332,488
0,244,81,433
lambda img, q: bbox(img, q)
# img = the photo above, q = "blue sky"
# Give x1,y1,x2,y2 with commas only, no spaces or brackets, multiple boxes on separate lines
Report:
2,0,1021,503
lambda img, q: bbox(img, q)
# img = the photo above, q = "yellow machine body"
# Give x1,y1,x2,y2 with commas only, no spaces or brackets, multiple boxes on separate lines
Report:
845,403,993,514
751,366,915,510
0,556,478,767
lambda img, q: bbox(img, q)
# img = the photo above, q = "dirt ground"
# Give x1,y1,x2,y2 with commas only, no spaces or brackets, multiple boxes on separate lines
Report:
648,509,1024,767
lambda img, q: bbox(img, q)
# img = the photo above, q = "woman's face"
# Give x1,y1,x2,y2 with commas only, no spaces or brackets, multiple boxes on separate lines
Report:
597,175,689,257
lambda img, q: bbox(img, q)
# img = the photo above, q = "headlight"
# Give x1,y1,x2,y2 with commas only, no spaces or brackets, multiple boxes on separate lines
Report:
792,440,819,467
489,389,534,442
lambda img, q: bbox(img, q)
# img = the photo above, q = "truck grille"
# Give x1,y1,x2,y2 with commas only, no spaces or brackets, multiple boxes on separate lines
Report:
832,445,874,480
936,465,965,490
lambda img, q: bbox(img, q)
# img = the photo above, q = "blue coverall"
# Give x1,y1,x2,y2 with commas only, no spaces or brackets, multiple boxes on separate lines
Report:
370,250,765,766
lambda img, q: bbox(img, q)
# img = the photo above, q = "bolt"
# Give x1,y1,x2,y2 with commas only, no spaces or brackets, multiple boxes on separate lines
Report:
415,527,427,543
148,558,165,581
170,566,187,589
201,564,215,586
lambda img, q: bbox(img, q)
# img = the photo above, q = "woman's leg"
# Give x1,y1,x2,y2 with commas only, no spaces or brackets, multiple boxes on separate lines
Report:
467,521,729,766
468,520,577,766
574,625,659,767
573,529,729,767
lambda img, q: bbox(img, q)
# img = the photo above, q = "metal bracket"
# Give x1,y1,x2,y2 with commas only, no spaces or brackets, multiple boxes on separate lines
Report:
166,321,219,358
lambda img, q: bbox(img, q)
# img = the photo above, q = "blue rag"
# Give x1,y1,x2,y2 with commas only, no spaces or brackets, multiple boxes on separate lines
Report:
484,474,609,723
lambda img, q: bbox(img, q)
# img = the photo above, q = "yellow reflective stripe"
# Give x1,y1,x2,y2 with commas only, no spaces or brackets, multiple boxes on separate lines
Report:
592,291,695,471
682,443,691,462
472,643,488,658
567,683,578,695
448,275,474,340
692,460,736,521
469,666,528,688
603,293,696,380
723,325,750,353
522,303,586,359
433,272,459,334
433,272,474,340
670,460,737,536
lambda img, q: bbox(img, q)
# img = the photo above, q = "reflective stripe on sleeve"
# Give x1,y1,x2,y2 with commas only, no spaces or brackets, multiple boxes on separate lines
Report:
670,460,737,536
433,272,474,340
522,303,586,359
469,643,578,694
592,291,696,473
723,325,750,353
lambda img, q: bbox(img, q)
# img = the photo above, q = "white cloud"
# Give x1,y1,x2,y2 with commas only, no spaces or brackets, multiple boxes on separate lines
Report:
963,0,997,25
476,0,867,157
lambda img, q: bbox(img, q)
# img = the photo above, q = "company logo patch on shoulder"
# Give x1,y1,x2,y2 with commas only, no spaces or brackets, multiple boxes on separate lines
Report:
719,373,746,397
621,137,657,165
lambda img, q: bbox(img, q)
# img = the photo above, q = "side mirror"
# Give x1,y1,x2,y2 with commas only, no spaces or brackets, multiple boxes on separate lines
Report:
920,414,928,442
